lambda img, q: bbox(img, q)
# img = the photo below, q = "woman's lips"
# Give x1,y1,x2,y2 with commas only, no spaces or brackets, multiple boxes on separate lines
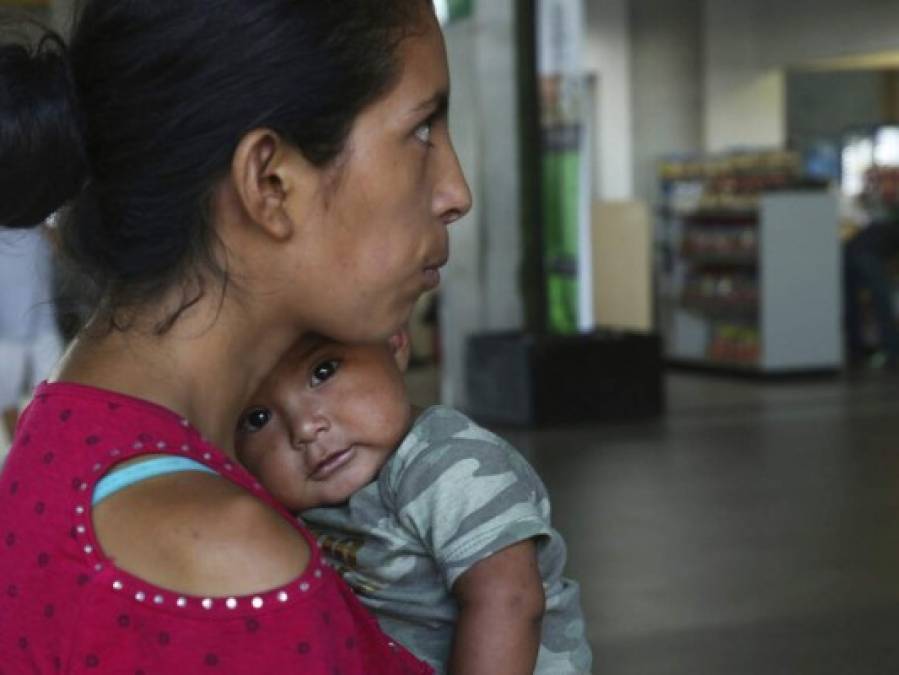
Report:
310,446,355,480
423,254,448,290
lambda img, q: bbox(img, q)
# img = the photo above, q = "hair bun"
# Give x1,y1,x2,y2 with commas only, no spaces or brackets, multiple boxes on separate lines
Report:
0,32,88,229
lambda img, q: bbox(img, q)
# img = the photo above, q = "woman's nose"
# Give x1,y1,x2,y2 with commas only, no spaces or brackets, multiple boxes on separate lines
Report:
435,139,472,225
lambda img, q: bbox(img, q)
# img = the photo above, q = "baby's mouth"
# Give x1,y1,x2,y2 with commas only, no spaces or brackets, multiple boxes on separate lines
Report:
309,446,355,480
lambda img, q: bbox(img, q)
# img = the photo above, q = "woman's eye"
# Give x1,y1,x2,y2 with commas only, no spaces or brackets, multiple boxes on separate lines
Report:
238,407,272,433
310,360,339,387
414,120,433,145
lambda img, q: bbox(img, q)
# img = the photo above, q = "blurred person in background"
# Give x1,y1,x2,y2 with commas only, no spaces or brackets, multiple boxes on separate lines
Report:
843,217,899,370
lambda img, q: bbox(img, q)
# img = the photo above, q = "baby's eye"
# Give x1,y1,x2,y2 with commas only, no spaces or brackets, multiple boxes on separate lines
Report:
310,359,339,387
414,120,433,145
238,407,272,433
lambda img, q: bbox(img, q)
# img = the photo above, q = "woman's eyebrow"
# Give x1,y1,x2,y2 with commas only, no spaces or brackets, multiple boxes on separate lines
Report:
409,90,449,117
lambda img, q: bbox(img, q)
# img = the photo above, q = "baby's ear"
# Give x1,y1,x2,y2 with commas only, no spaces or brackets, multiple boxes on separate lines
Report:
388,328,412,372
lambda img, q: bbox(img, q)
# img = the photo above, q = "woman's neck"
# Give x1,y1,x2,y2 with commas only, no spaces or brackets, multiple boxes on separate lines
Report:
54,295,303,457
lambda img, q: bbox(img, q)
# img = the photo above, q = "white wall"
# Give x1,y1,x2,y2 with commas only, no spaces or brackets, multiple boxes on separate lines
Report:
701,0,899,153
629,0,704,206
751,0,899,68
585,0,634,200
703,1,785,152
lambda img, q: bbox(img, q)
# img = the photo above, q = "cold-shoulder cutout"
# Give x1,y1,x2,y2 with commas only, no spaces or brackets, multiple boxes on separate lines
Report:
92,470,311,598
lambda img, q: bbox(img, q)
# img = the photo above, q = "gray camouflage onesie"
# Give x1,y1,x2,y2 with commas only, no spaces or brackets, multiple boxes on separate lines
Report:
302,406,593,674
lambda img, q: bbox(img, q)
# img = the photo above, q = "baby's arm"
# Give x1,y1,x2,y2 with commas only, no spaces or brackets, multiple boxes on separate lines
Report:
448,539,545,675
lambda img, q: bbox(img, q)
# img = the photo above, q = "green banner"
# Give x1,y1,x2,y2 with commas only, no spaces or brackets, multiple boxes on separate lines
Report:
538,0,586,335
542,126,582,334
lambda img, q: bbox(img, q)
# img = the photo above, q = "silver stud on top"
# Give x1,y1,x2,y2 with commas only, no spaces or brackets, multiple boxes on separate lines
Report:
153,595,164,605
94,563,103,572
277,591,289,603
314,569,323,579
75,505,85,515
201,598,213,610
112,580,123,591
223,463,234,471
92,463,102,472
135,591,146,602
132,442,143,450
176,597,187,608
202,453,212,461
299,582,310,592
83,545,93,555
156,441,167,450
181,444,190,452
252,597,263,609
76,525,86,534
180,418,190,427
225,598,238,610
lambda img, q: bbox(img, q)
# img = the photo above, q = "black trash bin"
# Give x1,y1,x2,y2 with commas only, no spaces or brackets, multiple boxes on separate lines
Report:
465,330,664,427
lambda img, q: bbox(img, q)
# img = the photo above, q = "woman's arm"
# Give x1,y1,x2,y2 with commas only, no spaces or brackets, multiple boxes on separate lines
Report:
448,539,545,675
93,470,311,596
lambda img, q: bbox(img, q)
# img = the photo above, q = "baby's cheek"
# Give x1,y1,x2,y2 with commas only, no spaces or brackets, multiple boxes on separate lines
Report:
236,440,272,480
234,434,257,459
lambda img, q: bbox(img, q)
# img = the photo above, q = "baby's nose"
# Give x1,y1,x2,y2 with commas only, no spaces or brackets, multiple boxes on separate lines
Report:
294,411,329,445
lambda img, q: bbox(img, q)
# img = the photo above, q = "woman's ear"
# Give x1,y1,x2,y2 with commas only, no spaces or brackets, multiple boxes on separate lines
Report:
230,129,311,241
388,328,412,372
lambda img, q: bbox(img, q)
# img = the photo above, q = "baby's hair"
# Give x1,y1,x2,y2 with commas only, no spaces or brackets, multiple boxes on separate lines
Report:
0,0,432,332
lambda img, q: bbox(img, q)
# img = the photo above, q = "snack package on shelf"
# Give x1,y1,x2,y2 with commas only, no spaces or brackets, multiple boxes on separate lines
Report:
681,225,758,262
682,271,759,316
708,322,761,365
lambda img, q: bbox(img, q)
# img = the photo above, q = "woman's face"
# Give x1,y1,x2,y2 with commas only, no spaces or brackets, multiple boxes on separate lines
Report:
285,14,471,344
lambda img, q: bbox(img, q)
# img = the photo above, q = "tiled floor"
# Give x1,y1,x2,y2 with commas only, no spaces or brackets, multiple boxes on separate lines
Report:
481,372,899,675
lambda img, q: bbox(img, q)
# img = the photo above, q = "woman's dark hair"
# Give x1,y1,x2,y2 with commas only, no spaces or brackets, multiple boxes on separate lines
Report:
0,0,431,332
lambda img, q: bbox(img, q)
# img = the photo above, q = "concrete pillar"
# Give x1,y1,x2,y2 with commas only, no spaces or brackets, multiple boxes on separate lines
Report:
441,1,524,408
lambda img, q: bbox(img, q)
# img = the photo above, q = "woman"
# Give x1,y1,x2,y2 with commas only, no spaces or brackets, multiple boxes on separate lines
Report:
0,1,471,672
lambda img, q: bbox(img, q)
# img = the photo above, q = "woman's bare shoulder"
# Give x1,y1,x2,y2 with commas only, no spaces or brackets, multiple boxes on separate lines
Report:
92,470,310,597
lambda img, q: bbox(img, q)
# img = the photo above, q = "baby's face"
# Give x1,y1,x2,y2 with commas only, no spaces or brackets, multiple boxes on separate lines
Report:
235,335,412,511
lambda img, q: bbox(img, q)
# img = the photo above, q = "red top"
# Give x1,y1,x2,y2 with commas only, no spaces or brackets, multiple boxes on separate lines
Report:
0,381,432,675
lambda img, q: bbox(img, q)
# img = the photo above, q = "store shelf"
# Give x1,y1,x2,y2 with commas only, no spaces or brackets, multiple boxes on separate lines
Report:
680,298,758,319
658,173,843,373
679,252,758,267
681,211,759,224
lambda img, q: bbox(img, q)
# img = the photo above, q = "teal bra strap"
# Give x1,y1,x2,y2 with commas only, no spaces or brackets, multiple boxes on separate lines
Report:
92,456,217,506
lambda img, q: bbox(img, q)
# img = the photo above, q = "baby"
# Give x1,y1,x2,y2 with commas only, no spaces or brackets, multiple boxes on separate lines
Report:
235,331,592,675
